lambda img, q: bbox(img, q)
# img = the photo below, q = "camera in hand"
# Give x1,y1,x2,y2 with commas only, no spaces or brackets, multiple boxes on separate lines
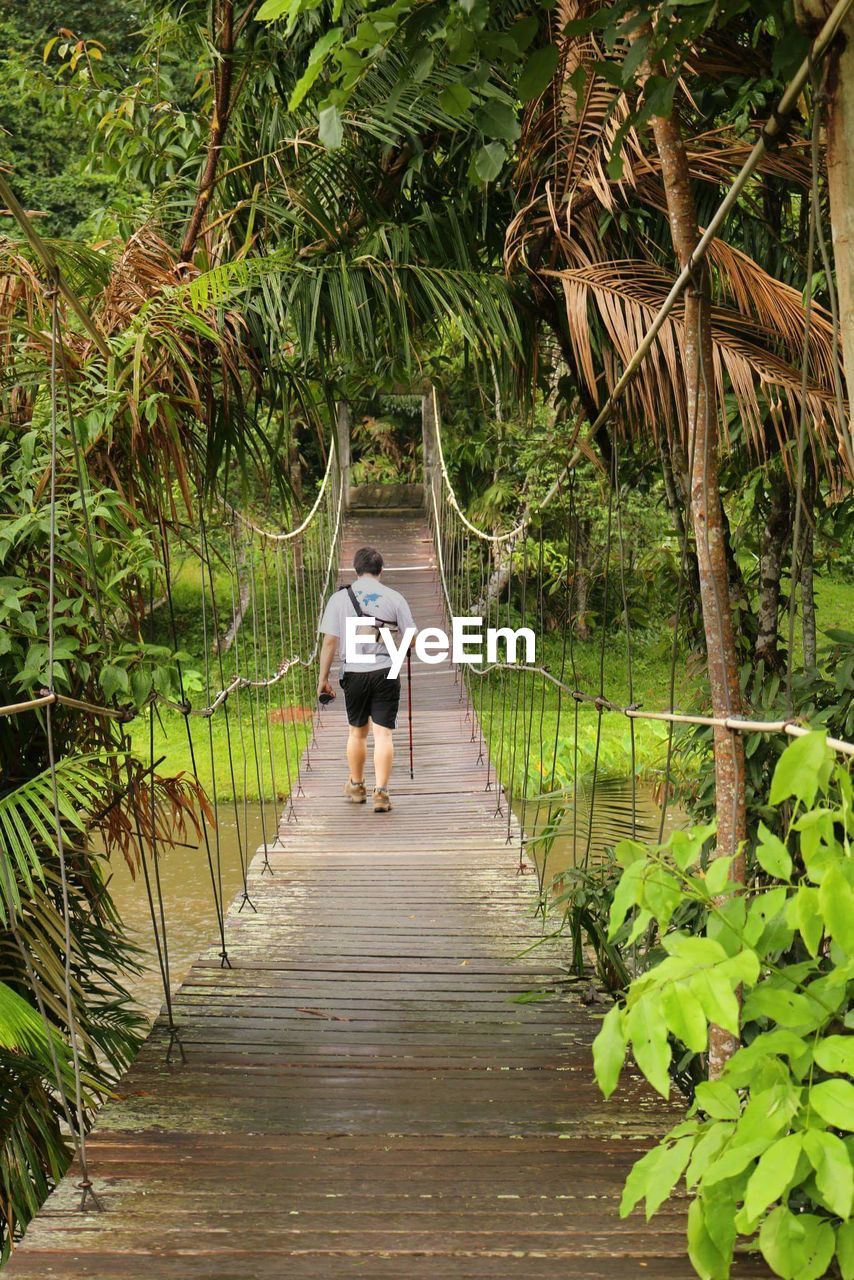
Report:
318,691,334,705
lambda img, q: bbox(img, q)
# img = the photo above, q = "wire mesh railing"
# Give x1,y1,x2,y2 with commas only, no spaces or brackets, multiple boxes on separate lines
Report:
1,276,344,1207
426,400,854,894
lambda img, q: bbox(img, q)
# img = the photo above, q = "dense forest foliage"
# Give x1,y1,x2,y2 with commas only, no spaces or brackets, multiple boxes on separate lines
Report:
1,0,852,1273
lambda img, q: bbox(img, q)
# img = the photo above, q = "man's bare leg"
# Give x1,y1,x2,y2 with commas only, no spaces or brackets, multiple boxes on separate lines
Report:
373,724,394,790
347,724,369,782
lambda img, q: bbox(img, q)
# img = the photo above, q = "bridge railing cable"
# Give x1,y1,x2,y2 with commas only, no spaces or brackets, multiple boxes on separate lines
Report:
429,411,854,756
428,391,854,896
3,254,344,1211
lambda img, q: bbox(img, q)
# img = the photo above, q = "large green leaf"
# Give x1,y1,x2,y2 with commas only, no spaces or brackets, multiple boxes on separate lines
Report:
769,732,829,807
318,103,344,148
474,101,520,142
810,1079,854,1131
803,1129,853,1219
743,1133,802,1220
592,1002,626,1098
759,1206,836,1280
626,997,671,1098
517,45,559,102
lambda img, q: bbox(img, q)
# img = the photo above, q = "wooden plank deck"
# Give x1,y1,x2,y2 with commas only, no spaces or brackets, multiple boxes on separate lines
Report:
6,512,766,1278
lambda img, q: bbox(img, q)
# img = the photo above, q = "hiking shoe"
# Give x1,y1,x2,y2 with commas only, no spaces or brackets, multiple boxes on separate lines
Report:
373,788,392,813
344,778,367,804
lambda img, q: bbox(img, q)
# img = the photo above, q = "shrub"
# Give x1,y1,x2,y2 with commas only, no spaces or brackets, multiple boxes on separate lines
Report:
593,731,853,1280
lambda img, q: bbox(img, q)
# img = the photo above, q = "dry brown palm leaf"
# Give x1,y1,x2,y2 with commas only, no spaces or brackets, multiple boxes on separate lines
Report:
84,226,257,516
550,258,847,473
0,238,48,331
507,0,813,282
0,238,52,426
705,236,840,390
633,127,814,190
508,0,644,270
97,229,183,337
1,225,255,519
614,166,842,392
98,763,210,877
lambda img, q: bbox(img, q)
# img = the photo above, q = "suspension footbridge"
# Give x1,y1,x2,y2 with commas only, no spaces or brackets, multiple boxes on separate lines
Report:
5,502,770,1280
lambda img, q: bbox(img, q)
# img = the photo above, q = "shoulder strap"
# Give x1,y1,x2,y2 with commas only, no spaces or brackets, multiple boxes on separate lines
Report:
342,584,396,630
345,585,365,616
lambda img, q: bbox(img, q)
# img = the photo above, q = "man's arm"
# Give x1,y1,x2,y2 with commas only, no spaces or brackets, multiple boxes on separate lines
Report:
317,632,339,700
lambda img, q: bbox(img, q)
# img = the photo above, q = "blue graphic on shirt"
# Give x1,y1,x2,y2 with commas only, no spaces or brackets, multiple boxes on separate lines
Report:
359,591,382,605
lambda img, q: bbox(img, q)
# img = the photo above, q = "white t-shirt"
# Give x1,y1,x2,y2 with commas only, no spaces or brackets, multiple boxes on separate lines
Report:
319,576,417,673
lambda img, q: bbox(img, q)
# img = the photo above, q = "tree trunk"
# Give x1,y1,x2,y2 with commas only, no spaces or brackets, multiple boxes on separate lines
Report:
824,6,854,454
421,389,440,509
648,94,747,1079
180,2,236,263
754,477,791,672
658,431,703,634
474,545,513,616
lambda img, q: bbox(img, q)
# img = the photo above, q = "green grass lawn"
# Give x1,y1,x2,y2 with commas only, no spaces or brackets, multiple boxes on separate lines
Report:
473,574,854,800
808,575,854,648
472,627,698,798
130,701,311,804
134,537,320,802
138,567,853,806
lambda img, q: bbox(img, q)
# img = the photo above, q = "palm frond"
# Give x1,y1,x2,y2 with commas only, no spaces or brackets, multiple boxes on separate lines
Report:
553,258,847,470
0,1046,71,1247
0,756,111,927
124,216,524,383
0,982,75,1088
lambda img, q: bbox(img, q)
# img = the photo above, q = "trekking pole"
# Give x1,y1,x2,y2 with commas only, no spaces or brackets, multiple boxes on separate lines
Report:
406,648,414,780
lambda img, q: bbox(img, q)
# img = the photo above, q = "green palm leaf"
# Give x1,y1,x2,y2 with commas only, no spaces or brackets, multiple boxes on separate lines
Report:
0,982,74,1091
0,756,110,927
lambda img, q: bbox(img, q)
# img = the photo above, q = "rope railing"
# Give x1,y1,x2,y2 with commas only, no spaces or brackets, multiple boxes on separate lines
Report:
2,238,344,1212
427,456,854,924
1,0,851,1222
425,2,854,853
219,439,338,541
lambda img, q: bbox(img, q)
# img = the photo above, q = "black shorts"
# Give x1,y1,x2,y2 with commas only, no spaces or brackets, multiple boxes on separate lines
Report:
339,669,401,730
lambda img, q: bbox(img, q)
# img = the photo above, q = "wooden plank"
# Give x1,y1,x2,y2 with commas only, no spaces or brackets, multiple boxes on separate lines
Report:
4,511,769,1279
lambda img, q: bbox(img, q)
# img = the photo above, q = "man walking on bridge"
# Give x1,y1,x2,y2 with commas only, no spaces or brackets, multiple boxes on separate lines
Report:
317,546,416,812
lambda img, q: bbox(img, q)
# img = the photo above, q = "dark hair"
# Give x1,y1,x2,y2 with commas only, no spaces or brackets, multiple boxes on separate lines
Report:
354,546,383,576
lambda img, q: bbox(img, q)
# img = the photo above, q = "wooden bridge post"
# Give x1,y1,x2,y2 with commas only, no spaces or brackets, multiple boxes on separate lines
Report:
335,401,351,509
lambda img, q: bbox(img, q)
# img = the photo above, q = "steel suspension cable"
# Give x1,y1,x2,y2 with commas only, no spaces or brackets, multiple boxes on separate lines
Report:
197,507,229,954
209,518,255,912
269,544,298,820
158,511,231,968
583,474,614,867
45,289,102,1212
143,576,183,1063
612,442,638,840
